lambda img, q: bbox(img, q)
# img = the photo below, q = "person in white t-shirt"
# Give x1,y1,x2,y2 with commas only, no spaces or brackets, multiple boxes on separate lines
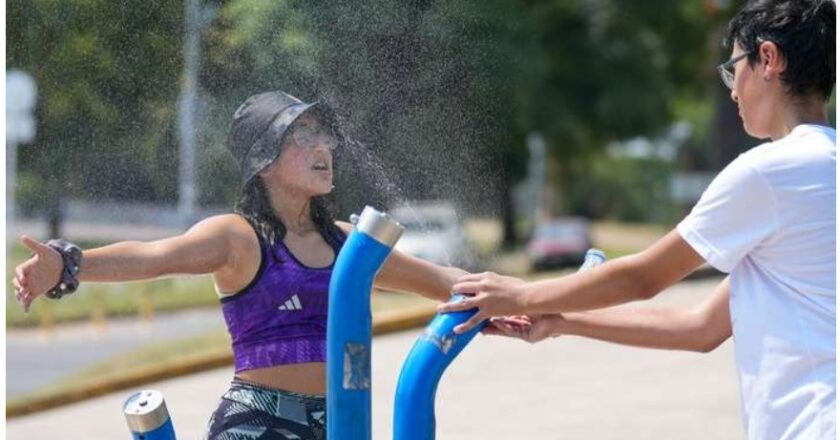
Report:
438,0,836,438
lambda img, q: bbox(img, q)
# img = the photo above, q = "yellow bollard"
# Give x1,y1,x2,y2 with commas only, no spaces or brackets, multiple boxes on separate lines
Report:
91,286,107,331
139,282,155,325
39,300,54,339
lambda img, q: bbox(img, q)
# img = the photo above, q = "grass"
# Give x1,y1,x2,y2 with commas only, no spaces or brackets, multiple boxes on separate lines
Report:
6,275,220,328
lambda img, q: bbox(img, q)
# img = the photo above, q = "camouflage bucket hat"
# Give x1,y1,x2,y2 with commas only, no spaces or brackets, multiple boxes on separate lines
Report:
227,91,336,186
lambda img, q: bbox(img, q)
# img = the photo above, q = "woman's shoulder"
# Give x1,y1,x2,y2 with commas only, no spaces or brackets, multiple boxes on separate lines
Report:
193,213,249,230
202,215,263,296
190,214,259,244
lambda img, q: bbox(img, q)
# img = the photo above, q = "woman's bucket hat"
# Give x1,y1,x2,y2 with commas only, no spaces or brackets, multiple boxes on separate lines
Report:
227,91,335,186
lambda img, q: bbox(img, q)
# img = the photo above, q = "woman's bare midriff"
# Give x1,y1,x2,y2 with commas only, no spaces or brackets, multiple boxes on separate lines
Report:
237,362,327,395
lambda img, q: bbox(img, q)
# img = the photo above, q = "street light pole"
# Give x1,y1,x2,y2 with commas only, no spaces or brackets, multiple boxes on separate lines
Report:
526,132,547,224
8,138,17,225
178,0,200,225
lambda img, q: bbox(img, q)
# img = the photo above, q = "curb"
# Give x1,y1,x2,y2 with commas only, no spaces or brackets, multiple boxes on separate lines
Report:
6,304,438,419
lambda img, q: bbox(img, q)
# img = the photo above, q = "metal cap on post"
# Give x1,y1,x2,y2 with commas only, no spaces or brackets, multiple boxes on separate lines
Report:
350,206,404,248
124,390,175,439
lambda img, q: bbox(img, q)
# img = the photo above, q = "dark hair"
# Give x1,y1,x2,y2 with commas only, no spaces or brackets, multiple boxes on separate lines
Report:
725,0,835,100
234,177,341,247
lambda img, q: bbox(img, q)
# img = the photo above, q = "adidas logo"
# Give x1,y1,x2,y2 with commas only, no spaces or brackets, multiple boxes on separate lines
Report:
278,294,303,311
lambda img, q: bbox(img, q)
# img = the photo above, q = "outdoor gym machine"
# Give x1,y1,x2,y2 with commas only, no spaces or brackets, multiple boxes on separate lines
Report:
122,204,604,440
327,205,606,439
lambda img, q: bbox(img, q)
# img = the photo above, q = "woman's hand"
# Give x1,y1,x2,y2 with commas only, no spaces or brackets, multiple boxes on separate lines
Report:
13,235,63,312
437,271,531,333
484,314,567,344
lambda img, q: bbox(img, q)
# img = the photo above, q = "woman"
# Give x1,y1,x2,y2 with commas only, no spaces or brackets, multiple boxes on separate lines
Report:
13,91,465,439
440,1,835,438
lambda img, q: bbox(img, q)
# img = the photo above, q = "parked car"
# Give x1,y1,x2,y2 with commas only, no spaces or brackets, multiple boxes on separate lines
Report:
390,201,478,270
527,218,593,271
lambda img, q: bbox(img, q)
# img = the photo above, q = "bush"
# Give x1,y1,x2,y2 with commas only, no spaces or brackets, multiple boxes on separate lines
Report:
560,155,679,224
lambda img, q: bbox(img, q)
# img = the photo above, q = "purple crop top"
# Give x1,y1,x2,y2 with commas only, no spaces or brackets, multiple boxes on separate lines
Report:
220,223,345,373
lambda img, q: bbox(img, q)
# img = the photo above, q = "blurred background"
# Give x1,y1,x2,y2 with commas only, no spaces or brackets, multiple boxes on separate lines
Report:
5,0,836,434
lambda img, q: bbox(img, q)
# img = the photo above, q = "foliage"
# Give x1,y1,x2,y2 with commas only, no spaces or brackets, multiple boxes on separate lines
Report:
8,0,718,223
523,1,713,158
560,155,679,223
8,1,184,211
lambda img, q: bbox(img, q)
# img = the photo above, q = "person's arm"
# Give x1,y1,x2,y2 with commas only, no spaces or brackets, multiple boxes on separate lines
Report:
335,221,464,301
557,277,731,352
13,215,253,310
376,250,465,302
489,278,732,353
440,230,706,333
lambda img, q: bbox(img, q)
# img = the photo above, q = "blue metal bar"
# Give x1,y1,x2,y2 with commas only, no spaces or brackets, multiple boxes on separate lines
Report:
327,207,403,440
393,294,486,440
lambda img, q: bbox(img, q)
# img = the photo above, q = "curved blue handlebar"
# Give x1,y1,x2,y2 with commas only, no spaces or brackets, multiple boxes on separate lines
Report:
394,248,606,439
393,294,486,440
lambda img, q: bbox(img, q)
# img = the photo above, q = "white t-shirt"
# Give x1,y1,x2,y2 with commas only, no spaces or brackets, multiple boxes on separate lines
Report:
677,124,836,439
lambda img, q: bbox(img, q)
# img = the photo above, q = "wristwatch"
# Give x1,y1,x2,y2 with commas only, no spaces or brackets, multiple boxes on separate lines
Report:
45,239,82,299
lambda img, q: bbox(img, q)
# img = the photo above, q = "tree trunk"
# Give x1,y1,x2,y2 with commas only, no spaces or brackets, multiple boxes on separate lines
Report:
45,176,63,238
501,178,517,248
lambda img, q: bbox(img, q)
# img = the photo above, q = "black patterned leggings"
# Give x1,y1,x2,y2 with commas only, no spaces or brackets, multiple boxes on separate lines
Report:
206,378,326,440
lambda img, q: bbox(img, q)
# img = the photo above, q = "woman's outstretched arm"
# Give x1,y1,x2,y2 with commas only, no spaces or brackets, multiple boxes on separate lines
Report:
13,214,257,310
335,221,464,301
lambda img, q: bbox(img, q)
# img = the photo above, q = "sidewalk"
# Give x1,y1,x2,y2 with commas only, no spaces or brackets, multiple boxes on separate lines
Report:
7,277,744,439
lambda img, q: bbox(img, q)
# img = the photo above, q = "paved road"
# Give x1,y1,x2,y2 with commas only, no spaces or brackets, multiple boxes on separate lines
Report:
8,218,187,243
6,309,226,398
7,276,746,439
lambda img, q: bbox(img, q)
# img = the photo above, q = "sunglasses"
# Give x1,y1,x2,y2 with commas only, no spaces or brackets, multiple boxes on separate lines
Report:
290,123,339,151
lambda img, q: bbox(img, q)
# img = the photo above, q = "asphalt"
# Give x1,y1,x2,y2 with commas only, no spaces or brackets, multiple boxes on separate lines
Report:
6,276,746,439
6,308,226,398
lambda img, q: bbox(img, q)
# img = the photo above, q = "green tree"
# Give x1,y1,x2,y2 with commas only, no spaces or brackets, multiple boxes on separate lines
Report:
518,0,717,220
203,0,538,241
9,0,727,238
8,0,184,230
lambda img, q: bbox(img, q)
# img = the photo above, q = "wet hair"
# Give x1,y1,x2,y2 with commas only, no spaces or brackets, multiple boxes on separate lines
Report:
233,113,344,248
233,177,340,247
725,0,835,100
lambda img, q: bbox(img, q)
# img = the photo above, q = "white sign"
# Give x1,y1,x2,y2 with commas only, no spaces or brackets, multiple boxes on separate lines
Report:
7,113,36,144
7,69,38,144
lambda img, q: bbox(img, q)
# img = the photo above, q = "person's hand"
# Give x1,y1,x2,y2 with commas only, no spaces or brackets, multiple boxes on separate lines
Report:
484,314,566,344
437,271,530,333
13,235,63,313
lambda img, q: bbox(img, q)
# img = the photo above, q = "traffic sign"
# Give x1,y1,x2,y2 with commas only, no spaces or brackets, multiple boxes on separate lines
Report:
7,69,37,144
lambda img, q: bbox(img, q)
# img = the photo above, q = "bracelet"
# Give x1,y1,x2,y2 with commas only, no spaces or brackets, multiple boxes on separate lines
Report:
45,239,82,299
